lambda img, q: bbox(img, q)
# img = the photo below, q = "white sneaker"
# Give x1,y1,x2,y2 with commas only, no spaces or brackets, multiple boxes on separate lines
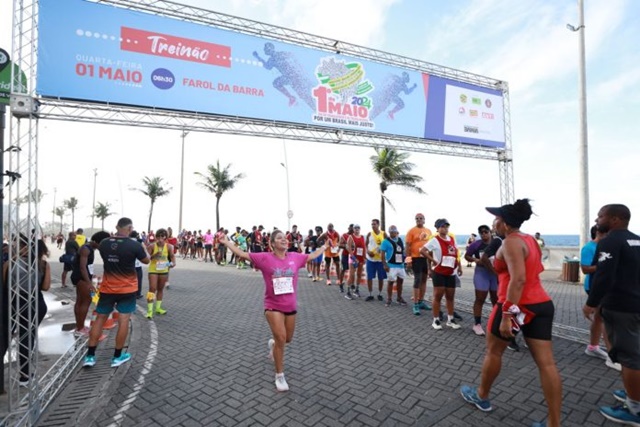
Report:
472,324,485,336
584,345,608,360
275,373,289,392
446,319,461,329
268,339,275,361
432,318,442,330
605,356,622,371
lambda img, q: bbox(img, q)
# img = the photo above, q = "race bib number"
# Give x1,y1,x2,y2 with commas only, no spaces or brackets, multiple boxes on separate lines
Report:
88,264,94,275
330,246,339,254
156,261,169,271
273,277,294,295
441,256,456,268
356,248,364,256
395,253,403,263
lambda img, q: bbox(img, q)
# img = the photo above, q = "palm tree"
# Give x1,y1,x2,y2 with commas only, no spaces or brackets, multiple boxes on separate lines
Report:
64,197,79,230
194,160,245,230
94,202,114,230
133,176,172,233
370,147,425,230
54,206,66,233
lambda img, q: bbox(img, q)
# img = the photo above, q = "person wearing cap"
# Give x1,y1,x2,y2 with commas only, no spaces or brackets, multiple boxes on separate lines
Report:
365,219,387,301
461,199,561,427
286,225,303,253
464,225,498,336
346,225,366,299
337,224,354,293
421,218,462,330
380,225,406,307
405,213,433,315
219,229,332,392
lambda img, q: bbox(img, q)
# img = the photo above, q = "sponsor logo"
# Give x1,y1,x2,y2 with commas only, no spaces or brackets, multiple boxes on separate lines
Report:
598,252,612,262
458,107,465,114
472,97,481,105
120,27,231,67
627,240,640,246
151,68,175,89
485,99,492,108
482,112,494,119
464,125,479,134
459,94,467,103
469,109,478,117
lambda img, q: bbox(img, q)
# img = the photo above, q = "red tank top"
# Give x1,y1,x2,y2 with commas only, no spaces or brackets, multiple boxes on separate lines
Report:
494,233,550,305
351,235,366,262
433,235,458,275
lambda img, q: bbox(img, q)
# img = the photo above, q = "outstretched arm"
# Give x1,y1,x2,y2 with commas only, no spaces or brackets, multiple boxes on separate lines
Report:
220,234,251,261
404,83,417,94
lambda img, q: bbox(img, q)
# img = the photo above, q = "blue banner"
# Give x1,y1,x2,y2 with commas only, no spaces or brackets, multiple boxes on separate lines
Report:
36,0,505,148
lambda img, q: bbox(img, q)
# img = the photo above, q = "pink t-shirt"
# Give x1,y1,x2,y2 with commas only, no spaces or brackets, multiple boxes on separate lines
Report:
204,233,214,245
249,252,308,312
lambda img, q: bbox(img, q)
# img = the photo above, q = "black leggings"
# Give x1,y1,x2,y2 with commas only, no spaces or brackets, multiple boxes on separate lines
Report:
13,289,47,379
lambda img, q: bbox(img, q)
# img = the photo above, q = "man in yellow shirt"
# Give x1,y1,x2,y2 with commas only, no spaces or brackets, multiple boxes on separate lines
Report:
75,228,87,247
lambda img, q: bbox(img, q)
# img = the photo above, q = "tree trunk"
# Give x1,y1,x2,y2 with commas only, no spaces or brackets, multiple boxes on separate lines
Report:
380,193,386,231
71,210,75,231
101,217,105,230
215,196,221,231
148,202,154,233
58,217,63,233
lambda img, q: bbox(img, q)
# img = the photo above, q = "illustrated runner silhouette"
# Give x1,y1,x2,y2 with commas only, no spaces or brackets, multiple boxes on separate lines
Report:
253,42,316,110
370,72,417,120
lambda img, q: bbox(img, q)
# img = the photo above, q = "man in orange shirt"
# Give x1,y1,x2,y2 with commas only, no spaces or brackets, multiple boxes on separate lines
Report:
83,217,150,368
405,213,433,316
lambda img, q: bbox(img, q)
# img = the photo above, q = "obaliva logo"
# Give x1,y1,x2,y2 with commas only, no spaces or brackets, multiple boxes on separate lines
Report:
0,81,10,90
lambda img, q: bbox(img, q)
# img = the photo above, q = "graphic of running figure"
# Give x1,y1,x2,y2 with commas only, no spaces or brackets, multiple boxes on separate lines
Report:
253,42,316,110
370,72,417,120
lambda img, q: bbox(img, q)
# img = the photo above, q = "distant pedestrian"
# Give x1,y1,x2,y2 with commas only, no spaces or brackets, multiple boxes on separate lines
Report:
466,233,477,267
83,217,150,368
583,204,640,425
61,231,79,288
461,199,562,427
219,229,329,392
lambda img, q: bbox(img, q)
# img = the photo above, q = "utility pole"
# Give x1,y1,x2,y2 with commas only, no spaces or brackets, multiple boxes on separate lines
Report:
52,187,56,235
179,130,188,232
91,168,97,230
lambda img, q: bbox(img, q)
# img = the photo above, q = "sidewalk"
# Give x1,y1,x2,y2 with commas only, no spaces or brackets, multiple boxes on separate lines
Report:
19,252,621,426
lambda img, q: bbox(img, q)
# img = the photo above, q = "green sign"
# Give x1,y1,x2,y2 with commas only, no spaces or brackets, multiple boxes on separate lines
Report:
0,48,28,106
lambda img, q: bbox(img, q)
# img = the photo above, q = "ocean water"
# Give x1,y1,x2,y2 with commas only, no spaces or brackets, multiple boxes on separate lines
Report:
456,234,580,247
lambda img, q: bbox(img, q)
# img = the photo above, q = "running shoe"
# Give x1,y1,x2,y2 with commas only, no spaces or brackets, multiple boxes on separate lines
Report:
432,318,442,330
312,277,317,282
600,404,640,426
531,422,547,427
73,326,90,337
385,299,391,307
307,273,313,278
460,385,492,412
413,304,420,316
339,284,344,293
507,340,520,352
453,311,463,321
275,374,289,392
584,345,608,360
397,298,407,306
83,355,96,367
472,324,485,336
326,280,332,286
606,356,622,371
268,338,275,361
613,389,627,403
377,294,383,302
446,319,461,329
156,307,167,315
345,292,353,300
365,296,375,302
418,301,432,311
111,352,132,368
18,377,31,387
354,288,361,298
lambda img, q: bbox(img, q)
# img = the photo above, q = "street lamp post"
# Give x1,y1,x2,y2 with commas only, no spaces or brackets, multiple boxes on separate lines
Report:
280,139,292,231
52,187,56,235
179,130,189,232
567,0,590,249
91,168,97,230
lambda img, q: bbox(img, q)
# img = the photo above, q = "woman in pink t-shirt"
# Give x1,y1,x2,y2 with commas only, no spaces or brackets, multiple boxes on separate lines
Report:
220,229,329,392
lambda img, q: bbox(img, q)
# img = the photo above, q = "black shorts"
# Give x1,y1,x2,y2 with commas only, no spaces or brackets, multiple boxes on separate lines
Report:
489,301,555,341
196,242,203,248
431,272,456,288
264,309,297,316
205,244,212,250
411,257,429,289
601,307,640,370
325,255,339,264
63,262,74,272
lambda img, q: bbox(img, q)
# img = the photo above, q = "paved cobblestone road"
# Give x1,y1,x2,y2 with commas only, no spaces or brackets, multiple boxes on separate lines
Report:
41,260,622,427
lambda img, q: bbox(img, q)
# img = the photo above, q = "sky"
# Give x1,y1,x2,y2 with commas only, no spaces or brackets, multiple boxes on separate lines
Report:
1,0,639,238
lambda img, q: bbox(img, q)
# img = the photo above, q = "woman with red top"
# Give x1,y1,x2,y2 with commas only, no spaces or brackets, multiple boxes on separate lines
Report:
460,199,562,427
345,224,366,300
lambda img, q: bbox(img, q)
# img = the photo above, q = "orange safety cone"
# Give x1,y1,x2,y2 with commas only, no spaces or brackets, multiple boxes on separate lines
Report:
102,311,119,330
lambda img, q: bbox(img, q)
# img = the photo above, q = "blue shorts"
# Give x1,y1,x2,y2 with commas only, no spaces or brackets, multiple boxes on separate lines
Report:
96,292,137,315
311,254,323,264
366,260,387,280
341,253,349,272
473,269,498,292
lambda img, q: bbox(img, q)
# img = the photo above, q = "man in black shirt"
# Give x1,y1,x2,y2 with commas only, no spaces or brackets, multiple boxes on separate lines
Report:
584,204,640,425
61,231,79,287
